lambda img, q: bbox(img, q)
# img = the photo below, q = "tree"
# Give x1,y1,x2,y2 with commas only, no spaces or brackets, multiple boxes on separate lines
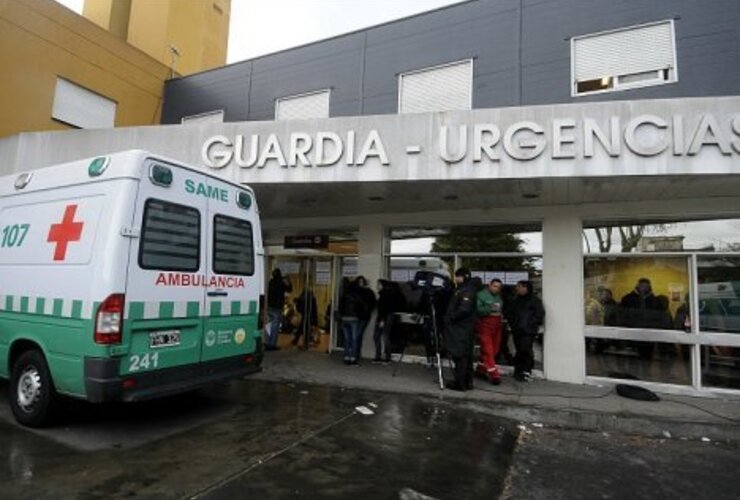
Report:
431,227,534,272
590,225,669,253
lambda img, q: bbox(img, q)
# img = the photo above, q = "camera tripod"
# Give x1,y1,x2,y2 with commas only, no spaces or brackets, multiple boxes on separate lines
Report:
391,301,449,390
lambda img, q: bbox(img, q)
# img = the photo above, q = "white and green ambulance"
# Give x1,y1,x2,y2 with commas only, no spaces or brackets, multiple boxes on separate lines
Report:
0,150,264,427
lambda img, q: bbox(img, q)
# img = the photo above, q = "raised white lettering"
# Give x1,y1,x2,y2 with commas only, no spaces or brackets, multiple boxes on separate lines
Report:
315,132,343,166
473,124,500,162
688,114,732,155
584,117,620,158
503,121,545,161
357,130,389,165
235,135,258,168
202,135,233,169
552,118,577,159
624,115,668,157
257,134,287,168
288,133,312,167
439,125,468,163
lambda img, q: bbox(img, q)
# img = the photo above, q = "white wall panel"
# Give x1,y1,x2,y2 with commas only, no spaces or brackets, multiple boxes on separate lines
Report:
52,78,116,129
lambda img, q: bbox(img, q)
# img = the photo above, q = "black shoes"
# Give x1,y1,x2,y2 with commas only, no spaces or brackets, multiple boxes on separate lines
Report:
445,380,474,391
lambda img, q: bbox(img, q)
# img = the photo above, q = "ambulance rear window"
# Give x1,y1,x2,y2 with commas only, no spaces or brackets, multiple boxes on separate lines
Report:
139,199,200,272
213,214,254,276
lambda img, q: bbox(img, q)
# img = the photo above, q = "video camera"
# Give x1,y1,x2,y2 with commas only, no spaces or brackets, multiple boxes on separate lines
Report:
404,270,454,315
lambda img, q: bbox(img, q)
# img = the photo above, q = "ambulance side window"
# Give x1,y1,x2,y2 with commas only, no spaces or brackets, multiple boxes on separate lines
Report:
139,199,201,271
213,214,254,276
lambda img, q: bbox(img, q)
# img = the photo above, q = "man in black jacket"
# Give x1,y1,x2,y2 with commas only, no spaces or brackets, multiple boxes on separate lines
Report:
444,267,478,391
266,269,292,351
509,280,545,382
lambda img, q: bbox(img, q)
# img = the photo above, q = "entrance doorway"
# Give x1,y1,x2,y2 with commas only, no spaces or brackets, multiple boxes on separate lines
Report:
268,253,339,352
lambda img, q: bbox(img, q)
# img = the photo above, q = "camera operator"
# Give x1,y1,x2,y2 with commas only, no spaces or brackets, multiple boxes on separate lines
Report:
444,267,478,391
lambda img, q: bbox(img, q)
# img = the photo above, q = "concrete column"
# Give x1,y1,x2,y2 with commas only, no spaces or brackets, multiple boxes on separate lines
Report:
542,212,585,384
357,223,388,359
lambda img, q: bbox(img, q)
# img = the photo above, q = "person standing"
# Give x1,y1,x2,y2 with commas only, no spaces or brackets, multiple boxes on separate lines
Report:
355,276,377,359
339,279,366,365
266,268,292,351
373,279,405,363
509,280,545,382
293,288,318,348
444,267,478,391
475,278,504,385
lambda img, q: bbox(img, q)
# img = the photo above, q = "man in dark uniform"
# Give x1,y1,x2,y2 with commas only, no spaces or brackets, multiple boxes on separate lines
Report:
444,267,478,391
509,280,545,382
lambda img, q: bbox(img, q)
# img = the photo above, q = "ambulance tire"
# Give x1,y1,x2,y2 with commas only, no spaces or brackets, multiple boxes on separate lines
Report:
10,350,57,428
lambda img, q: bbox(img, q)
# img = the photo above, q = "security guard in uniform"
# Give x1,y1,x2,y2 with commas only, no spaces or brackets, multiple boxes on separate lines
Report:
444,267,478,391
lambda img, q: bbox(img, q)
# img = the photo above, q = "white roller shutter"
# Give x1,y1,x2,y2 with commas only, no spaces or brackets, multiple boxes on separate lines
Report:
573,20,675,83
52,78,116,129
181,110,224,125
275,90,330,121
399,59,472,114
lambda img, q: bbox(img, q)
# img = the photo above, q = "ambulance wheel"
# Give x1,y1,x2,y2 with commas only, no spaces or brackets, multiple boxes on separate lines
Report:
10,350,57,428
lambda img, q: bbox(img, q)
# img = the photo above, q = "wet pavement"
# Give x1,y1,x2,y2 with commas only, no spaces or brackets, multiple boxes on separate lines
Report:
504,426,740,500
0,377,738,499
0,379,518,499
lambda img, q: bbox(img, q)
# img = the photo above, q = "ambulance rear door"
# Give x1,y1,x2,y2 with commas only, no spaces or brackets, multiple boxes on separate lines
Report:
201,177,260,362
121,162,207,377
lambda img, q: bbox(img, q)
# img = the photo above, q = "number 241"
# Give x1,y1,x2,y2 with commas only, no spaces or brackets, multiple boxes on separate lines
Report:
129,352,159,372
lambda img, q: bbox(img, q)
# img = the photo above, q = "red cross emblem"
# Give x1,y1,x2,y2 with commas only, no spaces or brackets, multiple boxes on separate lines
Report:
47,204,84,261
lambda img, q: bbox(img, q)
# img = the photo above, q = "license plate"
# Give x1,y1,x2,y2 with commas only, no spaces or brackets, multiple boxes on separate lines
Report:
150,330,181,348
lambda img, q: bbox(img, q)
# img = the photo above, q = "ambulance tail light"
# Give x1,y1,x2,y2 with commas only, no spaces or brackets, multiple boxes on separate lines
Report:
258,294,265,330
95,294,125,345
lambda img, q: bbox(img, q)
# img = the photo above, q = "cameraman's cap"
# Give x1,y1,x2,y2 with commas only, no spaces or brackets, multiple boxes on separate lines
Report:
454,267,471,279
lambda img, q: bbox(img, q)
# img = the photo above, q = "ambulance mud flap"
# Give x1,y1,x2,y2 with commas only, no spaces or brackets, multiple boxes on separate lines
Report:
83,339,263,403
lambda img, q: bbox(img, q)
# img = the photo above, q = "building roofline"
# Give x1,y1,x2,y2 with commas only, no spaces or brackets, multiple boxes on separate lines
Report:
168,0,474,82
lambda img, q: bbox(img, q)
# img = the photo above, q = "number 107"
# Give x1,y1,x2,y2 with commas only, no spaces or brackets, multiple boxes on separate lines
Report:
1,224,30,248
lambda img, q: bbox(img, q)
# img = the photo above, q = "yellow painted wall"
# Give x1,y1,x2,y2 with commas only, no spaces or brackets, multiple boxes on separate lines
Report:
0,0,170,138
584,257,690,319
86,0,231,76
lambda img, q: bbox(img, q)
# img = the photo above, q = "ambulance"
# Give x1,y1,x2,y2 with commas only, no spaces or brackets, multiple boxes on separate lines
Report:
0,150,264,427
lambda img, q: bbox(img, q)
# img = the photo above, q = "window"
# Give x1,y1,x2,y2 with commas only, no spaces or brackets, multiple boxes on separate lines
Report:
398,59,473,114
275,90,330,121
139,199,200,271
213,215,254,276
181,110,224,125
572,20,677,96
52,78,116,129
583,218,740,389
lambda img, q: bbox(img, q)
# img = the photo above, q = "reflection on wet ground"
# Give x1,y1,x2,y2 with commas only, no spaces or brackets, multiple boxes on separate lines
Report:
0,379,519,499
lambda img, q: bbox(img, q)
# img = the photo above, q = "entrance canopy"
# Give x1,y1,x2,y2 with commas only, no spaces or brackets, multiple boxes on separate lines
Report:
1,96,739,222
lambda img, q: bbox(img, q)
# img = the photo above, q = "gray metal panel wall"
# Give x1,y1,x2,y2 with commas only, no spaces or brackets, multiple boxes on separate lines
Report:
161,0,740,124
161,62,252,123
247,33,365,121
521,0,740,105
